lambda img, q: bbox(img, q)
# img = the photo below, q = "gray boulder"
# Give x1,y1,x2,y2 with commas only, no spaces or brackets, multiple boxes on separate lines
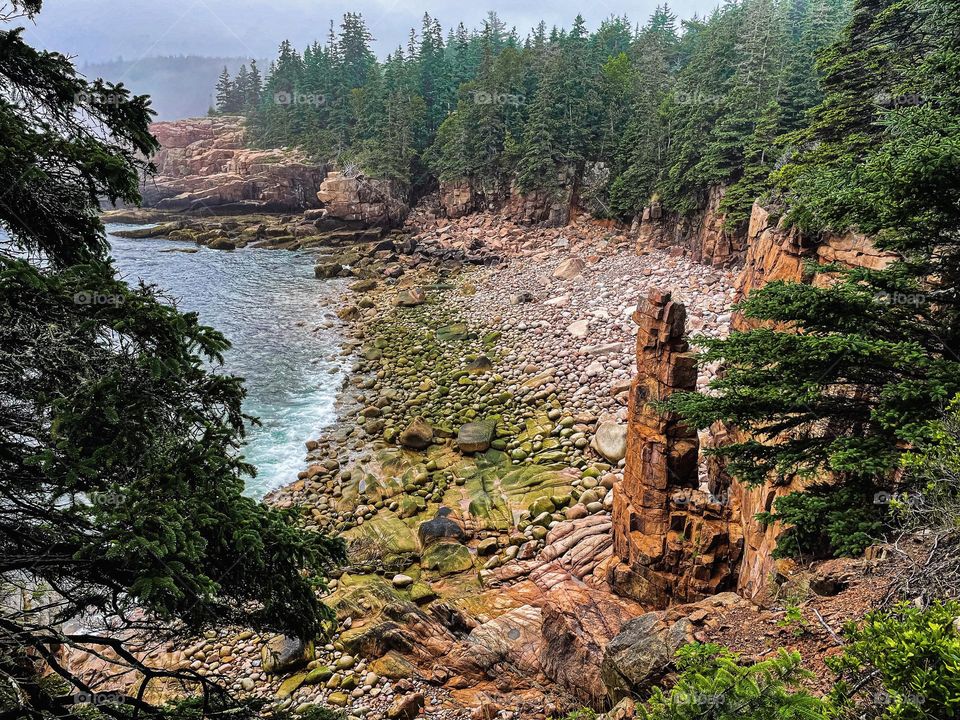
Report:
417,507,468,547
592,422,628,463
601,613,692,701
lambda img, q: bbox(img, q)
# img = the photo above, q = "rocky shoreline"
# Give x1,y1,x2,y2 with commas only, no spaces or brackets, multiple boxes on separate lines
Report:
131,213,732,717
85,209,897,720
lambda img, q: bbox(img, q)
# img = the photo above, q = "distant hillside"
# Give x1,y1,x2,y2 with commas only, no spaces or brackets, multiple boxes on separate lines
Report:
80,55,267,121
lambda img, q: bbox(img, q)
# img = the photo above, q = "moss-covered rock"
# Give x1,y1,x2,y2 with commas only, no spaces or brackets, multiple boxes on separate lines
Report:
369,651,419,680
398,417,433,449
409,582,438,604
421,541,473,575
457,420,496,454
397,494,426,519
302,666,333,685
276,672,307,698
436,323,469,342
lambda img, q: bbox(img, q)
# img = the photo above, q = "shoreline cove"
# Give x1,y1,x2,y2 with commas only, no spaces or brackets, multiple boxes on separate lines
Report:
107,224,350,498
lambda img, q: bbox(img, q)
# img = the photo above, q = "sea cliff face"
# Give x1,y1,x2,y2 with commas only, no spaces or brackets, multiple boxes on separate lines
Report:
611,200,899,609
142,116,327,213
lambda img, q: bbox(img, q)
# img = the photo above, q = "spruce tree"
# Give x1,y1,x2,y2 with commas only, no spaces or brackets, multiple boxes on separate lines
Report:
608,4,678,218
247,58,263,109
215,65,237,112
667,0,960,556
0,3,345,715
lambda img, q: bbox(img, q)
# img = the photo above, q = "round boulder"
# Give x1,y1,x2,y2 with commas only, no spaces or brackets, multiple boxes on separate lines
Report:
592,422,628,463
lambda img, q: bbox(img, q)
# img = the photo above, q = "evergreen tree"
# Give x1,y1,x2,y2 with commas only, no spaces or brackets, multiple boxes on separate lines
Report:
417,13,451,134
515,15,602,195
668,0,960,537
234,63,251,111
0,2,345,715
247,58,263,109
608,4,679,217
234,3,852,217
657,6,743,215
703,0,789,226
215,65,238,112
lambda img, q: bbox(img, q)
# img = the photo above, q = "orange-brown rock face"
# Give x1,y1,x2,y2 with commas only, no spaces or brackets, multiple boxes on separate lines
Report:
635,187,746,267
504,166,579,226
718,203,898,599
438,180,482,218
316,171,409,228
143,116,326,213
610,290,741,607
733,203,896,330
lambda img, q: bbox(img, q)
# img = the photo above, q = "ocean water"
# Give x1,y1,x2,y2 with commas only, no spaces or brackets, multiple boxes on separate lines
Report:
107,226,346,498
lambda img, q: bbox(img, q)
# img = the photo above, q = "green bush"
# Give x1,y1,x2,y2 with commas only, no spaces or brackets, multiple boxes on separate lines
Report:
638,643,828,720
756,482,886,559
551,710,597,720
828,601,960,720
899,395,960,533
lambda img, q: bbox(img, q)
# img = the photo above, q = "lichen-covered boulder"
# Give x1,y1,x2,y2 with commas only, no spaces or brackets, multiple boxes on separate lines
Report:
261,635,314,675
600,613,693,701
421,541,473,575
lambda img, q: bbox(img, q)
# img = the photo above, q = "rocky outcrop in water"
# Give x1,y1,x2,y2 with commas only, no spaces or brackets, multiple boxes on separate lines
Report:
143,116,326,213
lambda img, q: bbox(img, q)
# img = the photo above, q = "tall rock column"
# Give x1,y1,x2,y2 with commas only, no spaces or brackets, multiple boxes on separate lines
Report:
610,290,741,607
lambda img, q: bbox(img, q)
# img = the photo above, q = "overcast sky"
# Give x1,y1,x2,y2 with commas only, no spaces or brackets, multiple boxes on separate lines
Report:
22,0,722,64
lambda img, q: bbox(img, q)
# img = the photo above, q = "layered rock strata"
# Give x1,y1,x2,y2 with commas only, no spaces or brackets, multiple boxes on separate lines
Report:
634,187,746,267
438,180,483,218
143,116,326,213
610,290,741,607
315,171,410,230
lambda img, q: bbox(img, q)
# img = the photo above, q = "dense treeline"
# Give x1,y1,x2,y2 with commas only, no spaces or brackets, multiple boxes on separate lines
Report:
212,1,850,223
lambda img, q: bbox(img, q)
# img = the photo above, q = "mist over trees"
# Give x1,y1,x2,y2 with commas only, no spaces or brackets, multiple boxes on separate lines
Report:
83,55,266,120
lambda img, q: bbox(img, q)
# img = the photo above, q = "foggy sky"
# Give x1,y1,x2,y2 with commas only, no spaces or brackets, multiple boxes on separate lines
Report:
21,0,723,65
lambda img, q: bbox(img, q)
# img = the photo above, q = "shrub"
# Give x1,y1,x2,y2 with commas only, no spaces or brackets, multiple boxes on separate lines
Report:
899,395,960,534
828,601,960,720
756,481,886,559
638,643,828,720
